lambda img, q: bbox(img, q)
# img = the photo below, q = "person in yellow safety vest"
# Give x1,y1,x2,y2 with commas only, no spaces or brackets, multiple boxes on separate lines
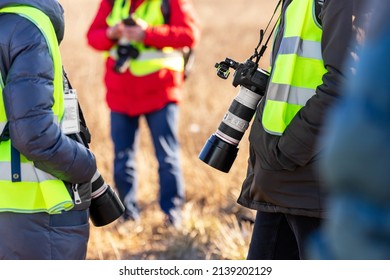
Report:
86,0,200,227
236,0,357,259
0,0,97,259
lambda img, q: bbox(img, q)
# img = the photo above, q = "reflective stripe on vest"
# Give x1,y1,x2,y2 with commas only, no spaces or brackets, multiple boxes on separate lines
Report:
106,0,184,75
0,73,5,135
0,6,73,214
0,122,5,135
262,0,327,135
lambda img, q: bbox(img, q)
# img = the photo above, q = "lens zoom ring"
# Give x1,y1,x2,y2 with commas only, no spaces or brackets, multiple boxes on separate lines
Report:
229,100,256,121
217,122,244,142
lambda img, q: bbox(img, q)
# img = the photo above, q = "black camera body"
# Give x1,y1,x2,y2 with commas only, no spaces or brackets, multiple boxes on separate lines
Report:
216,58,269,95
199,58,270,172
114,16,140,73
232,59,270,95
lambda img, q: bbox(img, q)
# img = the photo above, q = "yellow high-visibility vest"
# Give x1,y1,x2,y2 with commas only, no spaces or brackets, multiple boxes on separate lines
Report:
0,6,73,214
106,0,184,76
262,0,327,135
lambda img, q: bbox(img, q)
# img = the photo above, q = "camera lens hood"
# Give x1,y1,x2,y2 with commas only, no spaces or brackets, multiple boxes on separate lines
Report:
198,134,238,173
89,186,125,227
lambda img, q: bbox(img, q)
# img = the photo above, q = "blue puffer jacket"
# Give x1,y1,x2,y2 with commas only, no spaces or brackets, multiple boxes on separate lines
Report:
0,0,97,184
309,0,390,259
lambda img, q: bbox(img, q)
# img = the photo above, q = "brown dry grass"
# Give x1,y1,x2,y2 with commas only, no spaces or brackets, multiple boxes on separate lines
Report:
59,0,278,260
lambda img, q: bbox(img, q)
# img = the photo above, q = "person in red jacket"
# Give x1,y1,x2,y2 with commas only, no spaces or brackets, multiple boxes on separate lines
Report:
86,0,200,227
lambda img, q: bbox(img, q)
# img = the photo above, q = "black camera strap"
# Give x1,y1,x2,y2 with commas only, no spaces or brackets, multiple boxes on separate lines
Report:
251,0,282,64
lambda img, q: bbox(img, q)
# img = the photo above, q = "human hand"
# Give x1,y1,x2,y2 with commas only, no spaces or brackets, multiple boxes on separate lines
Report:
106,23,125,40
121,17,147,42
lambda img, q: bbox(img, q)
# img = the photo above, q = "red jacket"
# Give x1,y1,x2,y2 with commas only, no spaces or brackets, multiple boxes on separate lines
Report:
86,0,200,116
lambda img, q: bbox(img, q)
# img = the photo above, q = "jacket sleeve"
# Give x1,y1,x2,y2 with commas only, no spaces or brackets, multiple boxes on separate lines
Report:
86,0,116,51
143,0,201,48
277,0,355,167
3,16,97,184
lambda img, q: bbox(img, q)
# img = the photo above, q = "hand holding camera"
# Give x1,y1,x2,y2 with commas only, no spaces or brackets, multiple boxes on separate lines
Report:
107,17,146,41
111,15,148,73
121,17,147,42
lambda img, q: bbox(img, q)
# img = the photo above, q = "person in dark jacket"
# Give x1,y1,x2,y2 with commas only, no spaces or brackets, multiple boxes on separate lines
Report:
86,0,200,227
310,0,390,259
236,0,357,259
0,0,97,259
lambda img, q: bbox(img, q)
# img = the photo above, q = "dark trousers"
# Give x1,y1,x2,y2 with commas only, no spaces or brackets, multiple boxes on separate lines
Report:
247,211,322,260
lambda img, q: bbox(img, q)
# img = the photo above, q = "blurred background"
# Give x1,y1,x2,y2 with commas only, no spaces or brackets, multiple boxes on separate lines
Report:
60,0,278,260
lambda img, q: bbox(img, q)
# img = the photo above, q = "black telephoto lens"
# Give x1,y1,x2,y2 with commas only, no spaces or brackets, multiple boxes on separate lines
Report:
89,172,125,227
199,86,263,172
199,63,269,173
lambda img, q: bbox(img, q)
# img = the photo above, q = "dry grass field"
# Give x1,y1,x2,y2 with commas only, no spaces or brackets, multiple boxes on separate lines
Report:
60,0,278,260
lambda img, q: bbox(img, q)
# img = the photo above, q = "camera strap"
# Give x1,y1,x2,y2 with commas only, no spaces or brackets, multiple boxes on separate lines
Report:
251,0,282,64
